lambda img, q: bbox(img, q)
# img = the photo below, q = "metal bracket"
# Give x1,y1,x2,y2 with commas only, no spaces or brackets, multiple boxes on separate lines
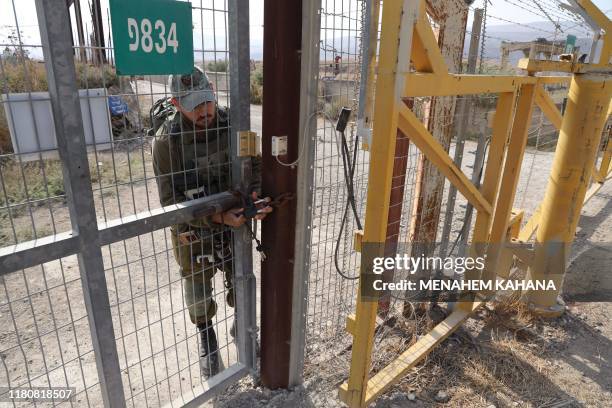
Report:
237,130,261,157
356,118,372,150
353,229,364,252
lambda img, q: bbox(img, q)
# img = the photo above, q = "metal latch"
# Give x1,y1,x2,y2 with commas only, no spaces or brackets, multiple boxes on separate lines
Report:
237,131,261,157
356,118,372,151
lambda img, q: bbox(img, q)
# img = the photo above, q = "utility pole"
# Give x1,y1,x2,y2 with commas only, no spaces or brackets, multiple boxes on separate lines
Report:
91,0,106,65
260,0,302,389
73,0,87,63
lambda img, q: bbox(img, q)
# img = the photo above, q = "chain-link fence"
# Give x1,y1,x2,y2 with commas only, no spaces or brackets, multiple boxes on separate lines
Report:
1,0,255,406
300,0,585,398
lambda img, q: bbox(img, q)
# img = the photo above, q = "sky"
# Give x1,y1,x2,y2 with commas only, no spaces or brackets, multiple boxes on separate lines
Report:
0,0,610,60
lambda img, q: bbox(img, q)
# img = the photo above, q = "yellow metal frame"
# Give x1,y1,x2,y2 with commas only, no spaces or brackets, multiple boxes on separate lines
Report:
519,94,611,241
339,0,612,406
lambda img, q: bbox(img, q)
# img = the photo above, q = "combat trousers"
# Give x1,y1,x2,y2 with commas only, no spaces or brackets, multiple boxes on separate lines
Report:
171,227,234,325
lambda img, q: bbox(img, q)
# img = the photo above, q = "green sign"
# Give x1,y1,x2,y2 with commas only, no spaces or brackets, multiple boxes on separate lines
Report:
109,0,193,75
564,34,577,54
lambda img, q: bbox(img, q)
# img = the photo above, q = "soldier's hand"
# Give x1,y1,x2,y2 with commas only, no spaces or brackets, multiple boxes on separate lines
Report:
251,192,273,221
211,208,247,227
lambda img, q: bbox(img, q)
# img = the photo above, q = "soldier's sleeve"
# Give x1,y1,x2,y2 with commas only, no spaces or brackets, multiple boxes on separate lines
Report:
152,136,187,206
153,137,224,230
186,212,223,230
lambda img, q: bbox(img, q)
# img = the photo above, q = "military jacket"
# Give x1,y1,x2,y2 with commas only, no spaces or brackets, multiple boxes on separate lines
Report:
152,108,231,233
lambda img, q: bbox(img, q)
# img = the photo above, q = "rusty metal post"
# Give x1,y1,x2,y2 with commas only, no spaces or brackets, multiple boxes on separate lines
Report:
408,1,469,247
439,8,483,258
260,0,302,388
405,0,468,314
379,124,411,314
525,73,612,316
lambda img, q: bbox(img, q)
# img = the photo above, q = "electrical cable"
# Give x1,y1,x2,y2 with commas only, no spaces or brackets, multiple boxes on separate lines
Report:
334,128,363,280
402,137,492,306
275,110,318,168
444,137,491,259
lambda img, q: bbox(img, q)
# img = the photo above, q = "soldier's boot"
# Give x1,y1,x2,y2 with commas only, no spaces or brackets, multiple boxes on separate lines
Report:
197,322,219,379
230,319,260,358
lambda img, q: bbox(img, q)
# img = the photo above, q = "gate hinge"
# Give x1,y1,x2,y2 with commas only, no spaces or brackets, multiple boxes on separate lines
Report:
237,131,261,157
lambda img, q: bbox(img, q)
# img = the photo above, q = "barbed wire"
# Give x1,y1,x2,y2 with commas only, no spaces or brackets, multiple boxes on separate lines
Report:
479,0,489,74
487,14,559,35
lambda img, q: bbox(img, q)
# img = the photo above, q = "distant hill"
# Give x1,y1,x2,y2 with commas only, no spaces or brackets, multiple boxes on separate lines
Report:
476,20,593,66
275,20,595,66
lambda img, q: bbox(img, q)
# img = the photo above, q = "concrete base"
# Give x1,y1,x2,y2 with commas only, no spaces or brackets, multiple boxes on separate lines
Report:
527,297,566,318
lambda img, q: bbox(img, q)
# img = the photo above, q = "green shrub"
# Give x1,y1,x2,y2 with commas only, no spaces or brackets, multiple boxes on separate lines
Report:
323,97,350,120
0,58,118,93
207,59,228,72
75,62,118,88
0,110,10,154
250,64,263,105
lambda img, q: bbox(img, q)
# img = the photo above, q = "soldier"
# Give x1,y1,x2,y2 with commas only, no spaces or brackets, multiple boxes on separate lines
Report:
152,66,271,378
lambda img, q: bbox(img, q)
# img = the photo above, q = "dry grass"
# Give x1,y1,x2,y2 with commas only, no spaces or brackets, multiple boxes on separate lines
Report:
0,159,64,207
0,149,146,210
320,96,351,120
383,300,572,407
0,58,48,93
303,298,575,407
0,148,149,246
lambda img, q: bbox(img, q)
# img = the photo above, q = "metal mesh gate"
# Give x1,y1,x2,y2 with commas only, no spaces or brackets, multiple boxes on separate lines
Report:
0,0,255,406
300,0,576,399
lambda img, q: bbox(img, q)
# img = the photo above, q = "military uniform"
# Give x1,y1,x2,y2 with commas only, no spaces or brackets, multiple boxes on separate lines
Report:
152,107,234,326
152,66,264,378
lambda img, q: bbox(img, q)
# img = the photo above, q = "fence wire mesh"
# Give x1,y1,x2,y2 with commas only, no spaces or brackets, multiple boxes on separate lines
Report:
1,256,104,406
1,0,250,406
301,0,595,399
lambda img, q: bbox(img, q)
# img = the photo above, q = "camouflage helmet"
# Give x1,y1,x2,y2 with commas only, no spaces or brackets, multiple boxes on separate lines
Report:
168,66,216,111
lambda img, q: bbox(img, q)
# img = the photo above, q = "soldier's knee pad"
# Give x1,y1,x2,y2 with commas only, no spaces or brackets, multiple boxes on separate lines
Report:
189,299,218,326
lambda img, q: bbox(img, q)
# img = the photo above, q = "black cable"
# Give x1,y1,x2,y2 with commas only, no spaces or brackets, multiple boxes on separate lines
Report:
392,137,492,304
334,129,362,280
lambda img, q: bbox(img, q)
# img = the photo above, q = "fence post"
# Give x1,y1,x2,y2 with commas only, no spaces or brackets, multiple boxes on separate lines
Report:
526,74,612,315
288,0,321,386
34,1,125,406
228,0,258,370
439,7,483,258
260,0,303,388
